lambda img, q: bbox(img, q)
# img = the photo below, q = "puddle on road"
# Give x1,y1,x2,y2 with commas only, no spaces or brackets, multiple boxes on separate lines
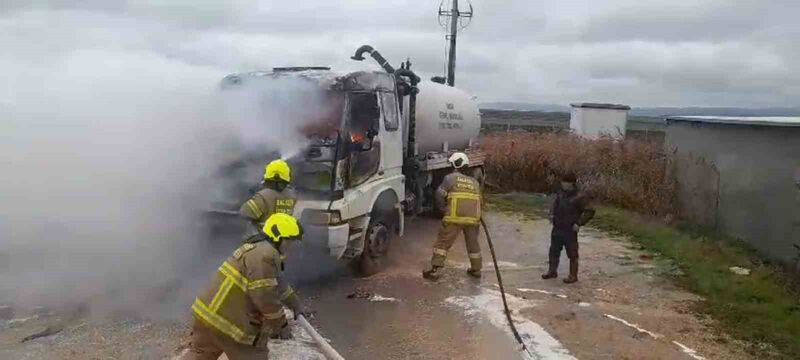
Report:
445,288,576,360
307,274,525,360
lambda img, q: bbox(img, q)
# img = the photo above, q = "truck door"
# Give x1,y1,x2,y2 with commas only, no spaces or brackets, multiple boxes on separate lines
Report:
346,92,381,187
378,91,403,175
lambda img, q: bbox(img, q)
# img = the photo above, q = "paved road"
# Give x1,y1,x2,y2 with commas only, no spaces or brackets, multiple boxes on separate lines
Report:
1,209,750,359
293,215,548,360
288,211,748,360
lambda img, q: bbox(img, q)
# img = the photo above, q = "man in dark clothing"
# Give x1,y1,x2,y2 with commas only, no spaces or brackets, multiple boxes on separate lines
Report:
542,173,595,284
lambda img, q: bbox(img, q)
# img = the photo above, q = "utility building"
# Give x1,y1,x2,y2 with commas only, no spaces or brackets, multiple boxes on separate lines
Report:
665,116,800,265
569,103,631,139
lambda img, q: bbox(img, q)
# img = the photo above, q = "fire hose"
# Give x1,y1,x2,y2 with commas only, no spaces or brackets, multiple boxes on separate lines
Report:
480,218,534,357
296,314,345,360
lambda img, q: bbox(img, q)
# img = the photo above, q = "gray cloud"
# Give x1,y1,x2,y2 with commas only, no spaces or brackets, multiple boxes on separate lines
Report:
4,0,796,106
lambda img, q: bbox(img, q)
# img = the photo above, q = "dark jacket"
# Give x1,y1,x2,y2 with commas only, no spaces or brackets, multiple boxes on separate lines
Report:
550,188,595,229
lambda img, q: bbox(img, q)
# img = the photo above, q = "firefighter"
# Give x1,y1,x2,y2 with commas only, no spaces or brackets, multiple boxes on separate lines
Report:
240,159,297,243
423,152,483,281
542,172,595,284
185,213,308,360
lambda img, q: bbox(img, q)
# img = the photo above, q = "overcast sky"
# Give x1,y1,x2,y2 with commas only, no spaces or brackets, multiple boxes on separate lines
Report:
1,0,798,107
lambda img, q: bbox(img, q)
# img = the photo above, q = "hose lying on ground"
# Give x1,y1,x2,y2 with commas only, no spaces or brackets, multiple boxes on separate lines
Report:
480,218,533,357
297,314,345,360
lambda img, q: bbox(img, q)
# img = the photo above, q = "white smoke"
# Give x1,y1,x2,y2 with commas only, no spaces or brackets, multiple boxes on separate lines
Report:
0,6,331,319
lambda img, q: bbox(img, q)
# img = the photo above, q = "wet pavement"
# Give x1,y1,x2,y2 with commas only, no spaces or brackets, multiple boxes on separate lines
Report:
297,216,527,360
0,208,752,359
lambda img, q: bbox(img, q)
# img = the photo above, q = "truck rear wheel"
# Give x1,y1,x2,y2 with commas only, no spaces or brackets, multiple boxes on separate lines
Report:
357,216,392,276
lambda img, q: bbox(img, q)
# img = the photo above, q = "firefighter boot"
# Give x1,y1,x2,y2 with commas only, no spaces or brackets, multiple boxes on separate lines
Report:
563,259,579,284
541,255,559,279
423,266,443,281
467,268,482,279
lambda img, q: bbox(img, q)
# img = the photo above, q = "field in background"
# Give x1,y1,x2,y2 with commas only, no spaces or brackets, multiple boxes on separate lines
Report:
480,132,675,215
480,109,666,143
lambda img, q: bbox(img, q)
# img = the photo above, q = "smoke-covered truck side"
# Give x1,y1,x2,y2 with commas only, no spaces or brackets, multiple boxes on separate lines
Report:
216,47,484,274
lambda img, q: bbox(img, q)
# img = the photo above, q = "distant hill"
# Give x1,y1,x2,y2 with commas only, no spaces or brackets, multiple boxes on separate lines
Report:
480,102,800,118
479,102,571,113
479,109,665,133
628,107,800,117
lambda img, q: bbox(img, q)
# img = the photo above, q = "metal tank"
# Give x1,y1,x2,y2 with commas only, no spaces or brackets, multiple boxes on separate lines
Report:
412,81,481,154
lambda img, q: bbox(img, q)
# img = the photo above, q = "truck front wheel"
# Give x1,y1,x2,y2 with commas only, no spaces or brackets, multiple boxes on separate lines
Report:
357,217,392,276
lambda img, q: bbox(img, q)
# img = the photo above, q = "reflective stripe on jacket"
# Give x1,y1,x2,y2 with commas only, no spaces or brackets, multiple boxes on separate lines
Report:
437,172,482,225
240,187,297,242
191,242,290,345
240,187,297,222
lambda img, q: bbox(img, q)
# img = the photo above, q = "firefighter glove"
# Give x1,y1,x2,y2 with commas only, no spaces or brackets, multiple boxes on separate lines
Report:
270,321,293,340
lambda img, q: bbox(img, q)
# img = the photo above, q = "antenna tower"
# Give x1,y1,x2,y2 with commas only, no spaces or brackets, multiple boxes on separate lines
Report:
438,0,473,87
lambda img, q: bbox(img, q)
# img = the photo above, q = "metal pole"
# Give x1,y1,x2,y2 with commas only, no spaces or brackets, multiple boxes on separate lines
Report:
447,0,459,87
297,315,345,360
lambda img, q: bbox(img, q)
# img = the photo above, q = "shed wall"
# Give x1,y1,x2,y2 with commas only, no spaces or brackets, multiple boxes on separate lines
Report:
665,121,800,263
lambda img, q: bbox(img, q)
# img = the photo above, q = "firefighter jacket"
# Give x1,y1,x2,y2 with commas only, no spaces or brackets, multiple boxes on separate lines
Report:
240,187,297,242
191,242,297,345
436,171,482,225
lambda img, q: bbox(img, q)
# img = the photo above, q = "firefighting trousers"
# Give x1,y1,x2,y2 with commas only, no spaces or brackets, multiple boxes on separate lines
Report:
431,222,482,270
183,320,269,360
549,227,579,260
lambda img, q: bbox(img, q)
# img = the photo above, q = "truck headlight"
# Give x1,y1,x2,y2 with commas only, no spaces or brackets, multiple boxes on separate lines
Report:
302,209,343,225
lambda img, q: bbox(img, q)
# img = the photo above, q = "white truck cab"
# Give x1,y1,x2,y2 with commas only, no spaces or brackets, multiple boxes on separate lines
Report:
217,46,484,274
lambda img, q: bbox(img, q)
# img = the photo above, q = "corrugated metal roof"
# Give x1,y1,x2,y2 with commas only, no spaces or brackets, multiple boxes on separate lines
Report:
570,103,631,110
666,116,800,127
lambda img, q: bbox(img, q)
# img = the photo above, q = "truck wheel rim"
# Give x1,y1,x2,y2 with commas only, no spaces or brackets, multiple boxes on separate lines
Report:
368,223,389,257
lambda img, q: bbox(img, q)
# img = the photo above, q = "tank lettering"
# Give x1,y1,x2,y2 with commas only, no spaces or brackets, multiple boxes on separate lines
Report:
438,121,462,130
440,109,464,122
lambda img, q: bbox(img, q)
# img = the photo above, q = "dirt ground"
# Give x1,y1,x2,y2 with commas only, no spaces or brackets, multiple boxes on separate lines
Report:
0,211,752,359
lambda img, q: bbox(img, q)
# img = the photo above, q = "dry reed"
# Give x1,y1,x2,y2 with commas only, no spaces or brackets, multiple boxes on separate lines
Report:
481,132,675,215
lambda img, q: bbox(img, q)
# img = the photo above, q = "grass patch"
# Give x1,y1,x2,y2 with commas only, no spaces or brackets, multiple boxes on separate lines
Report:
487,193,800,359
486,192,549,220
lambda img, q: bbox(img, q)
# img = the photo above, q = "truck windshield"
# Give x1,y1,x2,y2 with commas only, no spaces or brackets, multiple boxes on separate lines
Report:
293,91,346,195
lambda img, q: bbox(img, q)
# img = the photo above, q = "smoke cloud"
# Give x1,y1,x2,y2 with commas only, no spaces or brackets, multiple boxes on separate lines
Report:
0,7,334,319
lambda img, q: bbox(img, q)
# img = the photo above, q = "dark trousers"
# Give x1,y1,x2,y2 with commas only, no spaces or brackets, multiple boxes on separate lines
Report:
549,227,579,260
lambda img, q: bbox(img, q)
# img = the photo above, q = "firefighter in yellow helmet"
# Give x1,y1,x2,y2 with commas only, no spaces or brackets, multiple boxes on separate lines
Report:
184,213,308,360
240,159,297,243
423,152,483,281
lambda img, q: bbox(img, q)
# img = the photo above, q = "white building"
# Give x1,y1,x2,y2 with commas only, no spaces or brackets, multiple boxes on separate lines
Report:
569,103,631,139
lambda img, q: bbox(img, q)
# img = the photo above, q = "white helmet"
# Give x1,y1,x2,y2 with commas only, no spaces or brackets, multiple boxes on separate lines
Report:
448,152,469,169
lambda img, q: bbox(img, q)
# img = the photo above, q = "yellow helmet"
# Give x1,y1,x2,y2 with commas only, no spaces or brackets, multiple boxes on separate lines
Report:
264,159,291,183
262,213,303,243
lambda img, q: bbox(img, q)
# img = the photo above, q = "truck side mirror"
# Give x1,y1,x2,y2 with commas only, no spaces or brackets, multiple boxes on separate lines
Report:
368,121,379,138
361,137,374,151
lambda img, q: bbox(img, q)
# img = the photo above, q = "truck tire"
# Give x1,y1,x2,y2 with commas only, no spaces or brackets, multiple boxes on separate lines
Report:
357,216,392,276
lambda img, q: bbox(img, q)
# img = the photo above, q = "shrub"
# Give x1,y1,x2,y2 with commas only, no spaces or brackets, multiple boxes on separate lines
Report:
481,132,675,215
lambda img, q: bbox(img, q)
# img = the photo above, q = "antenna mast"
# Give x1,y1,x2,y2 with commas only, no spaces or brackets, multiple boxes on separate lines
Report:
438,0,473,87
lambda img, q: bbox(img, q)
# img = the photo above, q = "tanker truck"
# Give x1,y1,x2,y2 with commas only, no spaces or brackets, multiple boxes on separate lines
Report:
216,45,484,274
